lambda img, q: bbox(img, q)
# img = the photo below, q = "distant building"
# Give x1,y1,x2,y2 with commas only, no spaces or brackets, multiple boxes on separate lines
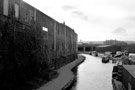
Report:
104,40,127,46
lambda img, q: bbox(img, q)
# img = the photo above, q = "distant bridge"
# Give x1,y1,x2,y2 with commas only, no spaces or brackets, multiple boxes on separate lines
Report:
78,44,99,52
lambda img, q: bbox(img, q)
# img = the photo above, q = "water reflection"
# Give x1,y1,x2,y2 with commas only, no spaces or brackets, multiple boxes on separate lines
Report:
67,54,114,90
70,66,78,90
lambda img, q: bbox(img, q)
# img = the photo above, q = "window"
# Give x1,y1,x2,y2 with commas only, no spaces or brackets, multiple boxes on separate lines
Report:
14,4,19,18
42,27,48,32
34,9,36,21
24,8,29,23
30,10,34,23
3,0,9,16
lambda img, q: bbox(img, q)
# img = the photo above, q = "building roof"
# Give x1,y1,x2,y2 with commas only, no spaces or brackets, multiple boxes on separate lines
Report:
96,45,112,47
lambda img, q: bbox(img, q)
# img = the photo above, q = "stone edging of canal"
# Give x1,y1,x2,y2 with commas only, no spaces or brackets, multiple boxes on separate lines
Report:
61,55,86,90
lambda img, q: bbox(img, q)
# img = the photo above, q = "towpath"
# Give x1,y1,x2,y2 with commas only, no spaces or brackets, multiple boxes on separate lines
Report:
37,55,85,90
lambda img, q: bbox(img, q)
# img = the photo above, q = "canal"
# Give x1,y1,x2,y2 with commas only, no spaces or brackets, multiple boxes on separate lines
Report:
71,54,115,90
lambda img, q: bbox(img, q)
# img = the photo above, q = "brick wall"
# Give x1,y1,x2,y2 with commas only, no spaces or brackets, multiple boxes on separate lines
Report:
0,0,78,69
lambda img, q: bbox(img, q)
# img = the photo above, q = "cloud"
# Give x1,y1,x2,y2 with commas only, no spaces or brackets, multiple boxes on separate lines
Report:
71,11,89,21
122,16,135,29
109,0,135,13
111,27,135,40
112,27,128,36
62,5,76,11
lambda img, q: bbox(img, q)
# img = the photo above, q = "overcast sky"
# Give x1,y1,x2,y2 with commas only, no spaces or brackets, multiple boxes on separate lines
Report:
24,0,135,41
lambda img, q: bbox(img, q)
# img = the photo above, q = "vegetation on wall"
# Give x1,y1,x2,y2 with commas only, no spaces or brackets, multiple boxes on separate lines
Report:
0,18,57,90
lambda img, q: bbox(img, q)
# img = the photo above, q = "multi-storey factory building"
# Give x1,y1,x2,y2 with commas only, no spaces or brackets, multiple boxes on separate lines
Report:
0,0,77,69
0,1,77,88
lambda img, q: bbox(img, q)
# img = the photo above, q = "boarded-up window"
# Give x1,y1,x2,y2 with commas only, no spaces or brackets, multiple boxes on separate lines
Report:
3,0,9,16
14,4,19,18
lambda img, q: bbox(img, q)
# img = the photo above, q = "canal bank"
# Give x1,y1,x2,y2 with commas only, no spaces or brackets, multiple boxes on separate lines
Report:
37,55,85,90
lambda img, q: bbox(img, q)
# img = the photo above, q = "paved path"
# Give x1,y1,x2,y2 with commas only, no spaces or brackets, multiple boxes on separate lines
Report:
37,55,85,90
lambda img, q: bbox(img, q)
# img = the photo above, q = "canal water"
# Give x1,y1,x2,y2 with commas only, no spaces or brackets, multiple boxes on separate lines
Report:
71,54,115,90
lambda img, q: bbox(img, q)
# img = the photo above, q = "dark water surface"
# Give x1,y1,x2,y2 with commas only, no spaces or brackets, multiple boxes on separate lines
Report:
71,54,115,90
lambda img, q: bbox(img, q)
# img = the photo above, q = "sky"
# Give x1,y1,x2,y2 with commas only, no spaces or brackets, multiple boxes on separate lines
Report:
23,0,135,41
